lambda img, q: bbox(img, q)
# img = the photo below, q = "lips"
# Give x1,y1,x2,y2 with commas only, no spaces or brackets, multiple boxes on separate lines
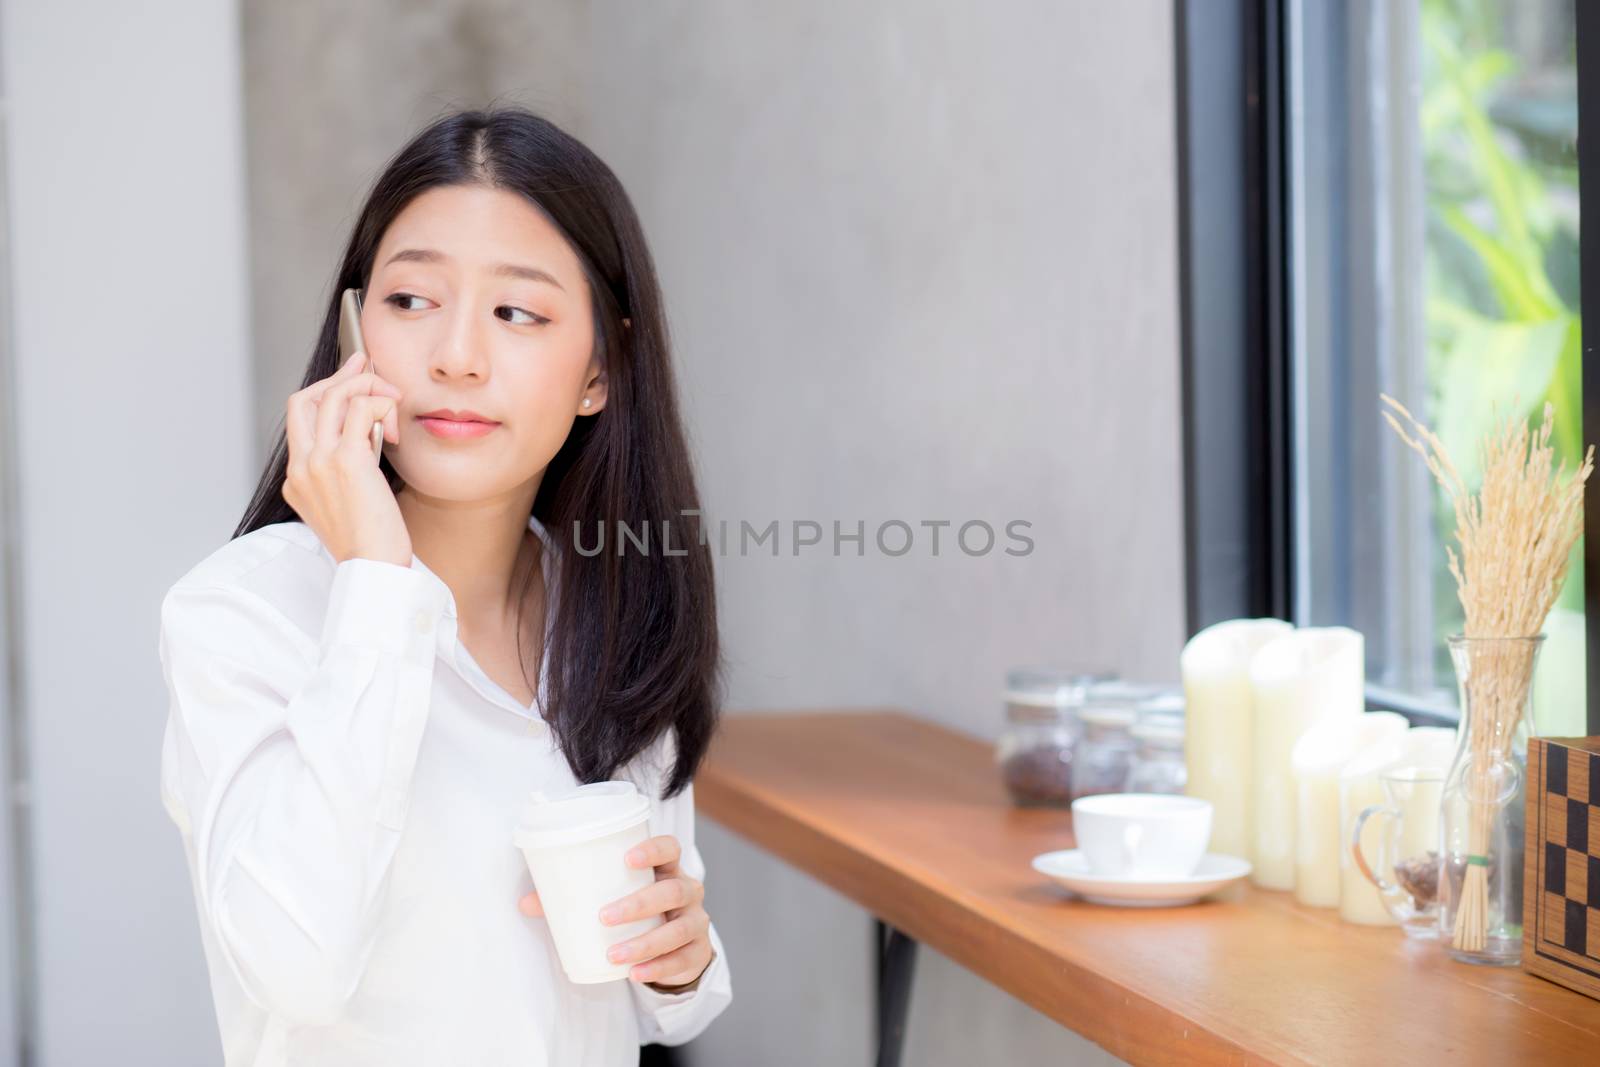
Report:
416,409,501,440
418,416,498,439
416,408,499,424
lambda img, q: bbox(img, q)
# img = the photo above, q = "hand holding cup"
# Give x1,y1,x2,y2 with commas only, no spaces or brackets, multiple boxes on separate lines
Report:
518,832,714,990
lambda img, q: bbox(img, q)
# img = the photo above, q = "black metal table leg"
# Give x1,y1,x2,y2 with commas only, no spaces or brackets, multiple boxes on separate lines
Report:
875,919,918,1067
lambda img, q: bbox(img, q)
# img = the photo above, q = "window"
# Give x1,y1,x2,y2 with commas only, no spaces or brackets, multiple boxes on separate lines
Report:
1292,0,1581,730
1177,0,1594,732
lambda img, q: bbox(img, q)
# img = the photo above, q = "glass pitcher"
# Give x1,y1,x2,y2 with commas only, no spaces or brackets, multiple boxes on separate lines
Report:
1351,766,1447,939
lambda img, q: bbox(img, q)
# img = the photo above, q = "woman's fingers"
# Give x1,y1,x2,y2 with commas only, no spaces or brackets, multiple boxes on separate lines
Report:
606,913,706,966
285,353,363,460
323,348,369,388
375,378,402,442
627,941,707,985
321,353,402,404
600,874,702,926
309,371,382,459
302,350,368,413
310,378,347,460
323,348,365,383
288,355,404,452
337,367,402,445
625,834,682,872
342,394,396,455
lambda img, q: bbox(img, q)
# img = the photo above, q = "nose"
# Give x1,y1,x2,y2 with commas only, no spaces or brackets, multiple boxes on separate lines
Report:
428,302,492,382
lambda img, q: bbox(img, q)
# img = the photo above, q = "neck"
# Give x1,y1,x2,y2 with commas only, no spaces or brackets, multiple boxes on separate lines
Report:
395,482,544,633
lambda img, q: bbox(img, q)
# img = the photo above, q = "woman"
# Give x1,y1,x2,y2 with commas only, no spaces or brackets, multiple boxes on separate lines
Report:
157,106,732,1066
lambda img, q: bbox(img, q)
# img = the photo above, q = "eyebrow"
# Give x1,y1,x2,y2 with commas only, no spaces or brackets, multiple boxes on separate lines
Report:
380,248,566,291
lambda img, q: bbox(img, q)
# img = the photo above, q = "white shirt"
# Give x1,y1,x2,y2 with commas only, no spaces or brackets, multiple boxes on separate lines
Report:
157,515,733,1066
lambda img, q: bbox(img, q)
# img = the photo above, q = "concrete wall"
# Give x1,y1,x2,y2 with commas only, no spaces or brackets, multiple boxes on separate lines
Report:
0,2,256,1063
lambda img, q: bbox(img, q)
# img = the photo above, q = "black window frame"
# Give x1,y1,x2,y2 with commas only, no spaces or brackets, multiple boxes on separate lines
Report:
1176,0,1600,734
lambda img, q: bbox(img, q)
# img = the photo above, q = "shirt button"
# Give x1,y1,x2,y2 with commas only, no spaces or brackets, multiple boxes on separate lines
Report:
413,611,432,634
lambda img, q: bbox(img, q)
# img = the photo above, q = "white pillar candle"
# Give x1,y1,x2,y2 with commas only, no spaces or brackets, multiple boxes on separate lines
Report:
1180,619,1295,860
1400,726,1459,770
1249,627,1365,889
1290,711,1408,906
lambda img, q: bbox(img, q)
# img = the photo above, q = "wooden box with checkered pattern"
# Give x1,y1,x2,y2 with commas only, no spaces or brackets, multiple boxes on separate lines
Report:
1524,736,1600,1000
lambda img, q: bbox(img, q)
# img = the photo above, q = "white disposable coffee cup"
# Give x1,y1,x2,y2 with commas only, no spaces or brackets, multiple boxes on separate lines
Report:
513,780,664,983
1071,793,1213,879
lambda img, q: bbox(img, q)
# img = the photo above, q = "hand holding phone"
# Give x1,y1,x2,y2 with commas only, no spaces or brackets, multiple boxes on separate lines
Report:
278,290,411,566
338,288,385,458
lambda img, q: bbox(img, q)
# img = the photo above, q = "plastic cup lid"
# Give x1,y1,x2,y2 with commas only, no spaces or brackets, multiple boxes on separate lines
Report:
512,780,650,850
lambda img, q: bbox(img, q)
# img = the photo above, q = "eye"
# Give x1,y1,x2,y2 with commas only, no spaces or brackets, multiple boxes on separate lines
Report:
384,292,434,312
381,292,547,326
497,305,551,326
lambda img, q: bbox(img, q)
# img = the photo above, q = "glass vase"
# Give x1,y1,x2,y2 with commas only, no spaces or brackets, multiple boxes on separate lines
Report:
1437,634,1545,965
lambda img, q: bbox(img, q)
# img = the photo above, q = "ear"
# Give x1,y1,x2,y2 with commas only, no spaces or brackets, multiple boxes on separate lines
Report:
581,372,609,415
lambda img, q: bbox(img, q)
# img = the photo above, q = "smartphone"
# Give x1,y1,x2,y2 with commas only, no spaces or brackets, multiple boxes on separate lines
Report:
337,288,385,457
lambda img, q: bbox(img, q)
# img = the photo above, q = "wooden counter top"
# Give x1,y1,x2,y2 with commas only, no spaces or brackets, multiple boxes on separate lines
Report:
695,709,1600,1066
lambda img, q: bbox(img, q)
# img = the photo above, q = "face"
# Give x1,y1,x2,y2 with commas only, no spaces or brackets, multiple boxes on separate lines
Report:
360,183,607,501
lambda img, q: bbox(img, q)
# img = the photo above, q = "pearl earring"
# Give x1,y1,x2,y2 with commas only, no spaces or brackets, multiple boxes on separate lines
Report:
582,398,592,409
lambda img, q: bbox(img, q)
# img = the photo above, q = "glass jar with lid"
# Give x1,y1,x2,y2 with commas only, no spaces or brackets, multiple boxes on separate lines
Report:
1126,692,1186,795
996,667,1116,808
1069,682,1164,801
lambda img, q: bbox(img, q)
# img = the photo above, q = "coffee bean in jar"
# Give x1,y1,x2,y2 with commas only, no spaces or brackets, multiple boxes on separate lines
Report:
996,667,1116,808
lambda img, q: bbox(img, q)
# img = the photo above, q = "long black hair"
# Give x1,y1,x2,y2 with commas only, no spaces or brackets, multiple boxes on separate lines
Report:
233,105,722,801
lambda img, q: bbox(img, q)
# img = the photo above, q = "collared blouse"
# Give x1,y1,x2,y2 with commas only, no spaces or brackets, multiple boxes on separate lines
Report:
157,514,733,1066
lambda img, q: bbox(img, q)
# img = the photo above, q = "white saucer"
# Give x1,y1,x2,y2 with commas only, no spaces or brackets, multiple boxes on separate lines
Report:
1031,850,1252,907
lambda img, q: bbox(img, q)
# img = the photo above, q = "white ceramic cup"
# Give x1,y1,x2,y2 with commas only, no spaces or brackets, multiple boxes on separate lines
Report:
1071,793,1213,879
513,780,664,983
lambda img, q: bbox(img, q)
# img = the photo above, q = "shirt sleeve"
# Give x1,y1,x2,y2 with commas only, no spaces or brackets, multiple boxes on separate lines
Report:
627,747,735,1047
157,556,452,1027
